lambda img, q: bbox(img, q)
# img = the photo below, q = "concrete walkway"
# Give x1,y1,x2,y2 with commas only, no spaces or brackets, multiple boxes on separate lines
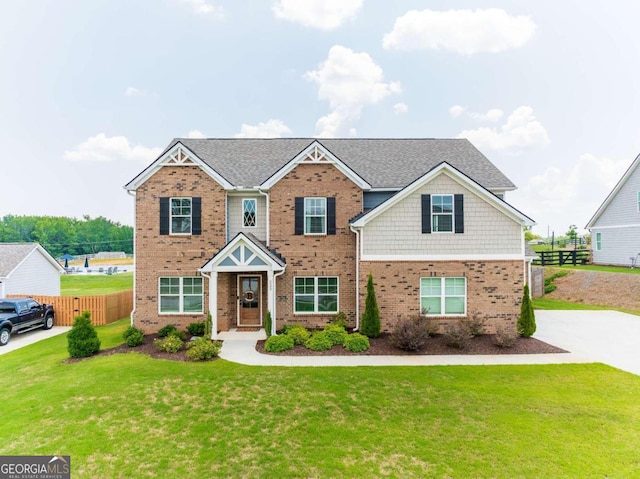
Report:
220,309,640,372
0,326,71,355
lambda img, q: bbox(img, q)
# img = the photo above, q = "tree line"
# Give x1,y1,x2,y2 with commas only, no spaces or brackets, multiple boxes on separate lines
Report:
0,215,133,258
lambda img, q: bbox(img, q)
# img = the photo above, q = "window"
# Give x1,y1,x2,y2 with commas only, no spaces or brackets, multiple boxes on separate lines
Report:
637,192,640,212
170,198,192,234
432,195,453,232
305,198,327,234
294,277,338,313
159,277,203,313
595,232,602,251
420,277,466,315
243,198,257,227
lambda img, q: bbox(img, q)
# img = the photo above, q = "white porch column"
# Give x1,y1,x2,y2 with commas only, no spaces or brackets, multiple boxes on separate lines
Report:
210,271,218,340
267,270,275,336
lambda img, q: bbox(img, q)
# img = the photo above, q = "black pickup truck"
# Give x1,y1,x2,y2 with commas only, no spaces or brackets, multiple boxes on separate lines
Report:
0,298,55,346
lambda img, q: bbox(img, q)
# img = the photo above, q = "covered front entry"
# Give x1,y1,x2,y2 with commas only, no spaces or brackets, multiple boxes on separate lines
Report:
200,233,286,339
238,275,261,326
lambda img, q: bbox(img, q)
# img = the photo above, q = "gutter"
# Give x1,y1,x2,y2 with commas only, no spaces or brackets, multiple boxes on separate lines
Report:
350,225,361,331
126,189,136,326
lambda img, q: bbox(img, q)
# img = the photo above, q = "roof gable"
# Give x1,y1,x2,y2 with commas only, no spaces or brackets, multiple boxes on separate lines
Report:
124,142,233,191
259,141,371,190
351,162,534,228
586,153,640,229
0,243,65,278
200,233,285,272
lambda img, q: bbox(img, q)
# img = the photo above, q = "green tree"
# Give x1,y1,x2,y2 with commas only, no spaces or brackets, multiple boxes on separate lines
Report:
361,273,381,338
566,224,578,249
517,285,536,338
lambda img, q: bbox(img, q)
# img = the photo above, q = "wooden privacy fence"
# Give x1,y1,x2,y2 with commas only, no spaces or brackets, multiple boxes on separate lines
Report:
8,290,133,326
533,250,590,267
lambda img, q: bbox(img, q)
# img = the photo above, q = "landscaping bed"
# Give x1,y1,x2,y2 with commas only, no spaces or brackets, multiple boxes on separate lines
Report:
257,332,566,356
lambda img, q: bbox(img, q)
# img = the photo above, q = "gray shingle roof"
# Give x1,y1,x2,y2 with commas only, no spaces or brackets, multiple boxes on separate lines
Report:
0,243,38,277
161,138,516,190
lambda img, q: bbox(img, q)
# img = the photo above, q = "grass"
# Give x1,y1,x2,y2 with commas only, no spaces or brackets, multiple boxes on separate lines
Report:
61,272,133,295
533,297,640,316
3,319,640,478
553,264,640,274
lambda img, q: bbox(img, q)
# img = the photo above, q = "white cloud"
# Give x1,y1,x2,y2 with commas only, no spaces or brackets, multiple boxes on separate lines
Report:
124,86,146,97
305,45,401,137
450,105,503,122
179,0,224,17
64,133,162,162
393,102,408,115
272,0,362,30
187,129,206,139
234,119,293,138
511,153,631,234
457,106,549,154
449,105,466,118
383,8,536,54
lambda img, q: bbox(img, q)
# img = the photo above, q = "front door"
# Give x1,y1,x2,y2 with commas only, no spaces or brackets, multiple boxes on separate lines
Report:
238,275,261,326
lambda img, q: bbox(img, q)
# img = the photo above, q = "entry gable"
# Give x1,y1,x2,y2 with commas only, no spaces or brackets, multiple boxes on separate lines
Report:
259,140,371,190
200,233,285,273
124,141,233,191
351,162,534,228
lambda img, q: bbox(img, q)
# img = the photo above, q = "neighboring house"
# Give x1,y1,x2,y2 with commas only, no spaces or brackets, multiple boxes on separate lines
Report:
125,138,534,338
586,153,640,266
0,243,65,297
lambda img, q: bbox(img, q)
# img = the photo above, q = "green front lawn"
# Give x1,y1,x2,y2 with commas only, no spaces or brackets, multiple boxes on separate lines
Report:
3,319,640,478
61,272,133,295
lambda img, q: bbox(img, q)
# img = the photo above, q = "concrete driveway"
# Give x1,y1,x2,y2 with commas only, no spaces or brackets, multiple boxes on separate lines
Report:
536,310,640,376
0,326,70,355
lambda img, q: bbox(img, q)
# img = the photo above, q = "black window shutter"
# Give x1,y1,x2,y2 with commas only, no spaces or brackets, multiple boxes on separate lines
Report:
294,197,304,235
327,197,336,235
192,197,202,235
421,194,431,234
454,194,464,234
159,197,169,235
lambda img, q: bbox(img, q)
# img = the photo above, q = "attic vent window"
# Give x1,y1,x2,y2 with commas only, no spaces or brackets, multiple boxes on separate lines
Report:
304,146,327,162
165,148,195,165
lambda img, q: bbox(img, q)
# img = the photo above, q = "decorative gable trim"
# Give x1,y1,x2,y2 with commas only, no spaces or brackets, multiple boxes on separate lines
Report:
259,140,371,190
586,153,640,229
124,141,233,191
351,162,534,228
200,233,285,273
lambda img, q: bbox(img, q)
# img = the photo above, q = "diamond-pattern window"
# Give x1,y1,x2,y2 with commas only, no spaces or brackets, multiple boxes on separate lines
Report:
243,199,256,227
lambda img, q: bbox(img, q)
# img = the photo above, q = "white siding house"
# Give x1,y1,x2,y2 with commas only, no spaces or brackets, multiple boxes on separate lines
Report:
0,243,64,296
586,153,640,266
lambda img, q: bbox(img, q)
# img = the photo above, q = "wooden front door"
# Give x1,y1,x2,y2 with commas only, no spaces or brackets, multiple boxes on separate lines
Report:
238,275,261,326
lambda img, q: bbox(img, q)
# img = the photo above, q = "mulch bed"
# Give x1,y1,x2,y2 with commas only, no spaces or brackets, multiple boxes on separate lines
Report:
256,333,567,356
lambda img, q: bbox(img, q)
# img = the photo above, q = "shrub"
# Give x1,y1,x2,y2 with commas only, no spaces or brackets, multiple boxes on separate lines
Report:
154,334,184,353
361,273,381,338
305,331,333,351
443,322,471,349
493,327,517,348
264,310,273,338
392,316,433,351
67,311,101,358
518,284,537,338
323,324,348,346
465,311,485,337
170,329,187,341
186,337,222,361
158,324,177,337
344,333,370,352
264,334,295,352
123,326,145,347
544,270,569,294
205,312,212,338
330,311,348,329
285,325,311,345
187,322,205,336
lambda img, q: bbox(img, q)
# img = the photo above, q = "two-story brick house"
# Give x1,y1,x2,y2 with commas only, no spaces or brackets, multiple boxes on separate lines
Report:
125,138,534,338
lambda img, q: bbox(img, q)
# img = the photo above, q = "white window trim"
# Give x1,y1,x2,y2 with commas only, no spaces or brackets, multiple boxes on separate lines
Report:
293,276,339,314
242,198,258,228
304,197,327,235
595,232,602,251
431,194,454,234
420,277,467,316
170,197,192,235
158,276,203,314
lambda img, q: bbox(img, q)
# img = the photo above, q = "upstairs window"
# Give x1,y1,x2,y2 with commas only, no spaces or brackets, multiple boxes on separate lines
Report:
171,198,192,234
160,197,201,236
432,195,453,232
243,198,257,227
294,197,336,235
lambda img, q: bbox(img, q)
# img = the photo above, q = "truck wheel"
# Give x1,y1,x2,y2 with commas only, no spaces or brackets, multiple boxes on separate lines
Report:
44,315,54,330
0,328,10,346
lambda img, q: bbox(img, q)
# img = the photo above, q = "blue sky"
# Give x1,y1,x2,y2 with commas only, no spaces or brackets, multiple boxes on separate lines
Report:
2,0,640,237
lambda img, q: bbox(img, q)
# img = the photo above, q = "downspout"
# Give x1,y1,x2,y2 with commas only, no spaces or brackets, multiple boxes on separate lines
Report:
126,189,136,326
200,270,213,337
350,225,361,331
272,267,286,335
256,187,270,247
